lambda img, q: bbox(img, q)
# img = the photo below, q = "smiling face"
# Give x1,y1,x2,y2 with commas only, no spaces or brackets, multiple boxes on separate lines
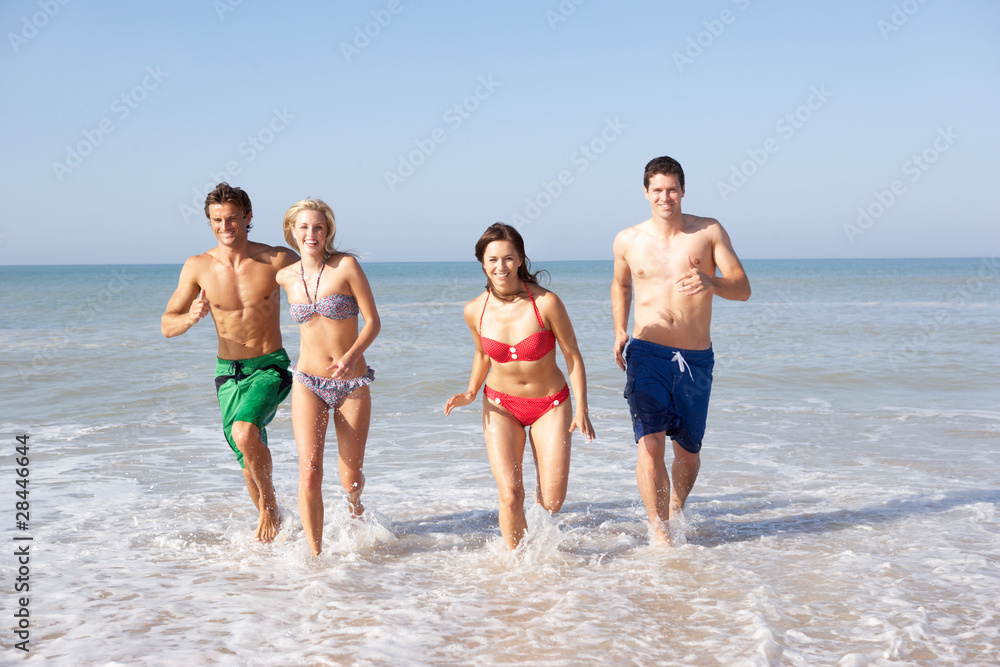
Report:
208,201,251,247
293,209,329,258
482,240,523,291
644,173,685,221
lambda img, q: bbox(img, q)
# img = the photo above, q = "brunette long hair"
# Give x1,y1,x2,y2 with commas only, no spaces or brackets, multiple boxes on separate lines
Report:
474,222,548,300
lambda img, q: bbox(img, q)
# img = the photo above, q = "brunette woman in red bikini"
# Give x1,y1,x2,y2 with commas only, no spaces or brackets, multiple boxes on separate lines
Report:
445,223,595,550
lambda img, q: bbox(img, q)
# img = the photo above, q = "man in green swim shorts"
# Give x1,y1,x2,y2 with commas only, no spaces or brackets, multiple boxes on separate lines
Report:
162,183,298,543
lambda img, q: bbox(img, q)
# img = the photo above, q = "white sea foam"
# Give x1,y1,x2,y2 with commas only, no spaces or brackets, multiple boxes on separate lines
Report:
0,260,997,664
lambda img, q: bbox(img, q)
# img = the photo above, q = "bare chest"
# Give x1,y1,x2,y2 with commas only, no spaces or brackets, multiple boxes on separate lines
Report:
205,264,280,315
629,236,714,285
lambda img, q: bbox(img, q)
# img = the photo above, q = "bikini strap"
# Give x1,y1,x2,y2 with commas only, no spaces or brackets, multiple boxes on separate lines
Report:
526,288,545,330
479,290,490,334
299,255,330,305
481,288,545,332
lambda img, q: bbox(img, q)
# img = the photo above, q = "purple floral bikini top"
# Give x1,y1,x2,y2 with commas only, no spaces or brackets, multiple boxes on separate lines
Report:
288,256,360,324
289,294,359,323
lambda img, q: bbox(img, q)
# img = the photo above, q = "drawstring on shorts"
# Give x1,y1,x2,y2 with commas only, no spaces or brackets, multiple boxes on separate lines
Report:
671,350,694,381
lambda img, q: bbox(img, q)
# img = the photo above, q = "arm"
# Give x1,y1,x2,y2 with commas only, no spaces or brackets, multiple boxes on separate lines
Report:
160,258,210,338
611,231,634,371
547,294,595,441
327,257,382,379
445,299,492,415
675,222,751,301
273,246,300,270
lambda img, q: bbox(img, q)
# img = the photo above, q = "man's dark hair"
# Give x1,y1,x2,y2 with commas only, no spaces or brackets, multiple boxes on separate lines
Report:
643,156,685,190
204,182,253,231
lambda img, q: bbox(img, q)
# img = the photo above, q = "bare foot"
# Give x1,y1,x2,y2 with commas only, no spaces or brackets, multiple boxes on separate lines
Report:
348,497,365,519
651,519,674,547
669,491,685,519
347,473,365,519
253,506,281,542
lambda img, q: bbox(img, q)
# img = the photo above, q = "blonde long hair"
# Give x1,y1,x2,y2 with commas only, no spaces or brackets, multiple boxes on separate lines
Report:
282,198,349,257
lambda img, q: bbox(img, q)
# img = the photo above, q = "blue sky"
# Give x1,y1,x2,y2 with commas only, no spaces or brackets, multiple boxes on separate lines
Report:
2,0,997,265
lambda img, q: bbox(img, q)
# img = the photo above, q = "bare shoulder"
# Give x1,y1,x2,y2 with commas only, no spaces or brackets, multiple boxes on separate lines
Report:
460,292,485,331
250,242,299,269
275,259,301,286
613,220,655,258
613,221,645,247
330,253,363,275
463,291,488,319
684,214,725,237
529,283,563,310
182,250,215,276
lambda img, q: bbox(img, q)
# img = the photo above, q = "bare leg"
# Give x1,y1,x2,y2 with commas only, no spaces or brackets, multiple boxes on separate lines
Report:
483,397,528,550
669,440,701,517
291,382,328,556
525,400,573,514
232,421,281,543
332,384,371,519
529,438,543,506
636,432,671,545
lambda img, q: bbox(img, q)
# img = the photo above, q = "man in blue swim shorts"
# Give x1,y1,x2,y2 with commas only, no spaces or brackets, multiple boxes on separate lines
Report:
612,156,751,545
624,339,714,453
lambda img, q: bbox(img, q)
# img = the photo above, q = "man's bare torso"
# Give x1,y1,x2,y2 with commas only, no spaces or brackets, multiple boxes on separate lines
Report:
197,242,286,359
621,215,717,350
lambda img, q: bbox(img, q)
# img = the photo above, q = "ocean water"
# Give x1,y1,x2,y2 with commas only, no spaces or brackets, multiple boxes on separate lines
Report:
1,257,998,665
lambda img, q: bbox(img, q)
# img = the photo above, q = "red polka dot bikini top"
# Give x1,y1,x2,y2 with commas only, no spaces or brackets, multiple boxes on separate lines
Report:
478,289,556,363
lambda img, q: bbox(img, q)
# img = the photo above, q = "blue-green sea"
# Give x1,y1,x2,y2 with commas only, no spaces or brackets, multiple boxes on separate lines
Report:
1,258,998,665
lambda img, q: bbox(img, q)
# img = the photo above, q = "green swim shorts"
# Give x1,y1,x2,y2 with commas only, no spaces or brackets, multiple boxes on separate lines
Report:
214,349,292,468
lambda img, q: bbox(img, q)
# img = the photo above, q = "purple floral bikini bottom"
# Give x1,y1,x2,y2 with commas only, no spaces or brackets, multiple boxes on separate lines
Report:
291,366,375,410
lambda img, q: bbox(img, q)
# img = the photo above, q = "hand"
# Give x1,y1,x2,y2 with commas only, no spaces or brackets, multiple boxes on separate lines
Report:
675,255,711,296
569,410,596,441
444,391,477,416
188,288,210,325
613,332,630,371
326,354,357,380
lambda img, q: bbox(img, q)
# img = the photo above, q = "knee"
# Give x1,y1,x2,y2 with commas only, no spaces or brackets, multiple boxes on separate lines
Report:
299,460,323,492
638,436,666,460
340,469,364,496
539,496,564,513
497,480,525,510
674,447,701,470
231,422,260,451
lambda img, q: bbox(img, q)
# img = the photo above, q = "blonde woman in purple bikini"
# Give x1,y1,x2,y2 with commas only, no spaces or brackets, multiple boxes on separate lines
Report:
276,198,381,557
